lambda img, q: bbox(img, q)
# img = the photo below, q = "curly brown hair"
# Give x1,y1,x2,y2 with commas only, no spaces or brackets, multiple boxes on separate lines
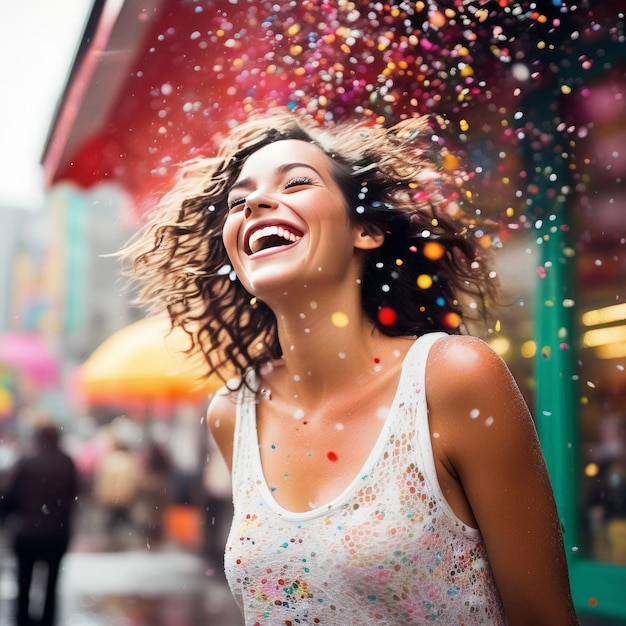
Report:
121,110,498,387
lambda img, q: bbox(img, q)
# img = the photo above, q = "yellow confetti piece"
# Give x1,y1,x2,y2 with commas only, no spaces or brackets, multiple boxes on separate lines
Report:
417,274,433,289
331,312,350,328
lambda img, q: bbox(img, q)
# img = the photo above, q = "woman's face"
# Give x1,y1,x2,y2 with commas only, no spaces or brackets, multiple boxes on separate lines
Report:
222,139,373,301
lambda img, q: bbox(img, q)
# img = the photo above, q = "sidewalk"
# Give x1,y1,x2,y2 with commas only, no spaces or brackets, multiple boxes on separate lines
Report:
65,548,242,625
0,545,243,626
0,506,243,626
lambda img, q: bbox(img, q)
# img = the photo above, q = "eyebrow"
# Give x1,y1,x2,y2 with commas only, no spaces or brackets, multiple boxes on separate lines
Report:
227,162,324,195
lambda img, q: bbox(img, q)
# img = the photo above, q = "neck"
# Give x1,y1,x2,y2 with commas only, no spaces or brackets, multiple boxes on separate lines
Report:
266,294,404,406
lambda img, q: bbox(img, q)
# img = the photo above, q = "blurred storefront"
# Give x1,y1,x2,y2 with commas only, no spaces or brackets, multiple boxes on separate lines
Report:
39,1,626,622
567,71,626,613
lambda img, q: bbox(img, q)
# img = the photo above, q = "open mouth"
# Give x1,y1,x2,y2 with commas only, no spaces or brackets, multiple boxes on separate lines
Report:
247,225,303,255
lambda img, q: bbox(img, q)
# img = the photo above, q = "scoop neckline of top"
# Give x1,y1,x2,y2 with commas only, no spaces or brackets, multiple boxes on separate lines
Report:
248,333,441,521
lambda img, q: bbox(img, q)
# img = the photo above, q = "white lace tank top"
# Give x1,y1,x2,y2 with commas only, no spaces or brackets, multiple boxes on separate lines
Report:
224,332,506,625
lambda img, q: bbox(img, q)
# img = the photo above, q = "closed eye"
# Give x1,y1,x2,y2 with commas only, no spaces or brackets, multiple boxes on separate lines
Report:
227,196,246,212
283,176,315,189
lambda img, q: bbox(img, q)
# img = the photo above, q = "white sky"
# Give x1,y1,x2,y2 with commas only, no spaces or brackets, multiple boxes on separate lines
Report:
0,1,93,210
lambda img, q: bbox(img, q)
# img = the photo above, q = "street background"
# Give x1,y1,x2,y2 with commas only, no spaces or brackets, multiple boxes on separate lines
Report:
1,2,625,624
0,501,243,625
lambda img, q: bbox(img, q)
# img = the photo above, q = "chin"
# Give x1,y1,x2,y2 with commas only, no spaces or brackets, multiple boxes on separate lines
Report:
241,267,303,298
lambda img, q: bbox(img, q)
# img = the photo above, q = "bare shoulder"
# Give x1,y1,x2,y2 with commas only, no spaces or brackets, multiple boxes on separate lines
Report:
426,334,522,414
206,382,240,471
428,333,510,380
424,332,538,492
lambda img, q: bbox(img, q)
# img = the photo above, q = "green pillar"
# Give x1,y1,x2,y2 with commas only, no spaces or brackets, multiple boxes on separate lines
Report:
525,99,579,554
533,208,578,551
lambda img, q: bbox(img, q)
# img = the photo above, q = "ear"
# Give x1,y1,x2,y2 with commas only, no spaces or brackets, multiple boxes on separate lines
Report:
353,224,385,251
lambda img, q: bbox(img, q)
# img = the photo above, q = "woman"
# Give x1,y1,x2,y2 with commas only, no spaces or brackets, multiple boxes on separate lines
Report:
125,111,578,624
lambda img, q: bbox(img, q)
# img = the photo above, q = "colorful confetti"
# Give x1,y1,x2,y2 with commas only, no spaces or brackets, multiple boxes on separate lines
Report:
377,306,397,326
55,0,625,229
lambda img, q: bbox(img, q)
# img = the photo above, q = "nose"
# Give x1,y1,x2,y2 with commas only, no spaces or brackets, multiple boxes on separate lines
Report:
244,189,277,217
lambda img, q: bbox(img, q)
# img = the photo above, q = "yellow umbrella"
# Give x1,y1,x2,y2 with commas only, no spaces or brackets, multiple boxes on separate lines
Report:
78,316,229,405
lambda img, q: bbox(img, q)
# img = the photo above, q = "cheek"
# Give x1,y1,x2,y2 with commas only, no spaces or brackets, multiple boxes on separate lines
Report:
221,216,242,261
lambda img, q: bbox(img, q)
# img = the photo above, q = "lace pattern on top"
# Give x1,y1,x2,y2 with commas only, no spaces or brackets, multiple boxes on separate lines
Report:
224,332,507,625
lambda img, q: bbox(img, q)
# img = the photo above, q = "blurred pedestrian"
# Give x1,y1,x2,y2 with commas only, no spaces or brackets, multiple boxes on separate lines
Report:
1,421,78,626
92,437,140,549
134,440,172,546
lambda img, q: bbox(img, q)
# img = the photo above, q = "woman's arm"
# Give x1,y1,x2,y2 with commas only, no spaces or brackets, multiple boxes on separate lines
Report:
427,335,578,626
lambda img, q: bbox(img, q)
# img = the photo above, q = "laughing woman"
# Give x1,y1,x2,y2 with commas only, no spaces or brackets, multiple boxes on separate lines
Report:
123,111,578,625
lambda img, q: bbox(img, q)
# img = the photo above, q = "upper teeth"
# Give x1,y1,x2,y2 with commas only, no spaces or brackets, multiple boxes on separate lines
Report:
248,225,302,254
